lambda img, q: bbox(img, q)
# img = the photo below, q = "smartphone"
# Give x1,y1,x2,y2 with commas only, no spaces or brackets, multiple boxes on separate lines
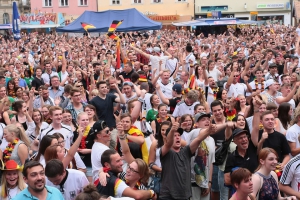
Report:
114,110,120,116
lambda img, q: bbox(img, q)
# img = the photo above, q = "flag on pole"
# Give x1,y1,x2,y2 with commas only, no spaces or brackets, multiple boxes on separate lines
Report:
116,39,121,69
12,1,21,40
108,20,123,32
80,22,96,31
107,32,119,40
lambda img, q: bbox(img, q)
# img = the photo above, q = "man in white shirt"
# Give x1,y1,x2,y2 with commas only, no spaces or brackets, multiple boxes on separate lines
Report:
165,46,178,75
39,106,73,149
173,90,200,118
152,69,173,99
286,109,300,157
184,45,196,72
91,120,111,181
224,70,252,98
45,159,89,200
41,62,58,86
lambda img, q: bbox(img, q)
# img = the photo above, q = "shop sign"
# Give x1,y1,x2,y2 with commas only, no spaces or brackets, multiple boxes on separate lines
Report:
148,15,179,21
213,20,236,25
257,3,284,8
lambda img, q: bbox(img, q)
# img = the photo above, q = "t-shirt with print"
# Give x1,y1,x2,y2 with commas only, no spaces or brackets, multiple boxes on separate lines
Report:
46,169,89,200
280,154,300,192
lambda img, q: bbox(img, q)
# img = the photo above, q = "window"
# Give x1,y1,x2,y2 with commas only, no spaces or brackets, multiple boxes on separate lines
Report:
153,0,161,3
134,0,141,3
3,13,10,24
112,0,120,4
79,0,87,5
44,0,52,6
60,0,68,6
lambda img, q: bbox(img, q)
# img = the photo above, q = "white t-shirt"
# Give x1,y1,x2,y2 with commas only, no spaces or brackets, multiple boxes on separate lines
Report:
46,169,89,200
91,142,109,181
247,80,263,97
280,154,300,192
41,71,59,85
0,123,7,151
286,124,300,156
172,100,200,117
157,79,173,99
39,124,73,149
142,93,153,112
184,53,196,71
275,97,295,109
207,68,222,81
246,116,254,133
149,55,170,76
187,128,215,188
224,82,247,98
166,57,178,74
0,185,23,199
296,27,300,36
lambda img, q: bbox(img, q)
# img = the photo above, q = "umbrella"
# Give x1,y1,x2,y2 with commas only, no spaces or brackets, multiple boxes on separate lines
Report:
12,1,21,40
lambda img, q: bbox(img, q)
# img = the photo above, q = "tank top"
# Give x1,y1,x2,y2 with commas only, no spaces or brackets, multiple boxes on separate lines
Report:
255,172,279,200
10,141,27,166
154,147,161,168
15,115,27,130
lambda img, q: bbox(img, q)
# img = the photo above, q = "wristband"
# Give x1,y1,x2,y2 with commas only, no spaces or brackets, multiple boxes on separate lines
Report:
149,190,155,198
119,134,127,140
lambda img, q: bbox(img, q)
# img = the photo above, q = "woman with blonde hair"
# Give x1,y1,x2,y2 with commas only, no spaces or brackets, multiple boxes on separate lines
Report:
84,105,98,127
3,124,30,165
0,160,27,200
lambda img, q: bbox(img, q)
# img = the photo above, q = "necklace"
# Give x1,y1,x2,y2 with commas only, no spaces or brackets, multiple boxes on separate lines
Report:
80,126,91,149
212,87,219,100
3,138,20,162
254,78,264,91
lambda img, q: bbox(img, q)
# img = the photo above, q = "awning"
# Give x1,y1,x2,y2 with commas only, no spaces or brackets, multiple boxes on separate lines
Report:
172,20,209,26
0,24,12,29
172,18,261,26
20,24,61,29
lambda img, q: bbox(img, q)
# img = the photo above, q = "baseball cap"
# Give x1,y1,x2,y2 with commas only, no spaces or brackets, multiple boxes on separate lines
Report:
232,128,249,138
90,120,108,135
194,112,211,122
123,81,134,87
153,47,161,53
172,84,182,94
165,127,184,136
264,79,275,90
269,63,278,68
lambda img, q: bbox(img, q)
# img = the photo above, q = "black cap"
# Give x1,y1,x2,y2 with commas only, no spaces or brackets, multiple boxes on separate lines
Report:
166,127,184,136
194,112,211,122
90,120,107,136
232,128,248,138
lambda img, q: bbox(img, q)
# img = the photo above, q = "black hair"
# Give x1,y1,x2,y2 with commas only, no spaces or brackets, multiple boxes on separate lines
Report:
34,135,57,162
101,149,118,166
45,159,64,178
210,100,224,110
23,161,44,178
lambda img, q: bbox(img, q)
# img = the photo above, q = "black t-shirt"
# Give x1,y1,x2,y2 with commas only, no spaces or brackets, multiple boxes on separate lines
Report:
211,120,226,148
258,130,291,162
225,140,258,173
73,128,94,167
119,70,134,81
31,76,44,90
169,97,182,114
277,64,284,75
90,94,117,128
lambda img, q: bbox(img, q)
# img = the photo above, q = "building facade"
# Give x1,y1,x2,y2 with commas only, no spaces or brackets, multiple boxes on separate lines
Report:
195,0,292,25
0,0,30,24
30,0,97,25
97,0,194,27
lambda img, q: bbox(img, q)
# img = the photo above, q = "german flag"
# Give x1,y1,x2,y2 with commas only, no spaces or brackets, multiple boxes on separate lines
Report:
108,20,123,32
80,22,96,31
107,32,119,40
116,39,121,69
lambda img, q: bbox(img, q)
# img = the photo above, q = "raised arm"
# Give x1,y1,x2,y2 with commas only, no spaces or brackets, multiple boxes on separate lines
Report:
251,97,262,147
117,122,134,164
161,122,179,157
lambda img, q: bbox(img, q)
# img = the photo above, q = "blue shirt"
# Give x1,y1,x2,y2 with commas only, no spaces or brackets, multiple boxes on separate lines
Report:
13,186,64,200
48,86,64,99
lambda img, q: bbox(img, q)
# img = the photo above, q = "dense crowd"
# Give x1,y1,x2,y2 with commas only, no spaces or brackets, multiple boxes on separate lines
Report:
0,23,300,200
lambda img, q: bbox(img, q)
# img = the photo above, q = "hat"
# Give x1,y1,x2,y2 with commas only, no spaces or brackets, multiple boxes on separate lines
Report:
2,160,22,171
153,47,161,53
90,120,108,135
232,128,249,138
166,127,184,136
139,75,148,82
194,112,211,122
264,79,275,90
123,81,134,87
172,84,182,93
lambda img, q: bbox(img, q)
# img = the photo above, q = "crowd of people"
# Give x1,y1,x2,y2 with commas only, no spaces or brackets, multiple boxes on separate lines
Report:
0,23,300,200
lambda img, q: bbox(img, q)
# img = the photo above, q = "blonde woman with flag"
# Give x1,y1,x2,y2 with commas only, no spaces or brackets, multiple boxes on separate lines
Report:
0,160,27,200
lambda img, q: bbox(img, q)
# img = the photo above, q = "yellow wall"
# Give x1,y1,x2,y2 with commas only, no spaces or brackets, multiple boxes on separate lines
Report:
98,0,194,16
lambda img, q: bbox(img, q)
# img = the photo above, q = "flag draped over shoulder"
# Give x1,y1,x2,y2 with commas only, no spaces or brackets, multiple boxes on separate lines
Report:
128,126,149,164
80,22,96,31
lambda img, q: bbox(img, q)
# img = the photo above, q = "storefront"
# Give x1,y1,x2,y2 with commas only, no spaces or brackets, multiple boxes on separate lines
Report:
147,15,192,29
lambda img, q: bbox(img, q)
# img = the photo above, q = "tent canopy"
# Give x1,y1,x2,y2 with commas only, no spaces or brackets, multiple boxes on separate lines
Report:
56,8,162,33
173,18,262,26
